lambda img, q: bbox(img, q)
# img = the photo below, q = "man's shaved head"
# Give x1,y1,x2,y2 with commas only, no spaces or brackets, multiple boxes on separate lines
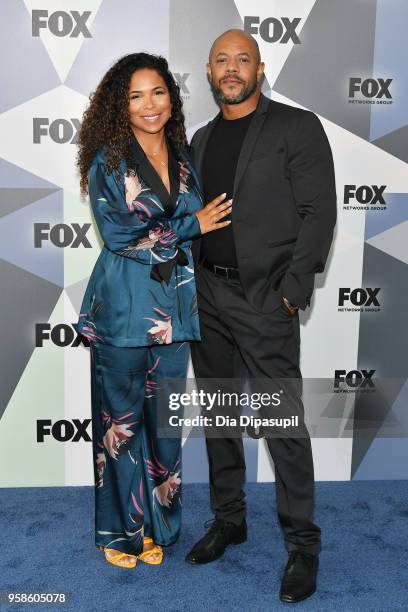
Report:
207,28,264,109
209,29,261,64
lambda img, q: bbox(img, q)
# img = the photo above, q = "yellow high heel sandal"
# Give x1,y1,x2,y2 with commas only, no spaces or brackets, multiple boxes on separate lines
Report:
137,537,163,565
102,547,137,569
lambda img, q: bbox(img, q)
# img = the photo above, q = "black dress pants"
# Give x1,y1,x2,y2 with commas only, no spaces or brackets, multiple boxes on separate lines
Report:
190,265,321,555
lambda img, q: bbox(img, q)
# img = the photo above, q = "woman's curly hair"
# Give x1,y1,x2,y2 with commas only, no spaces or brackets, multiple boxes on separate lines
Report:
77,52,187,195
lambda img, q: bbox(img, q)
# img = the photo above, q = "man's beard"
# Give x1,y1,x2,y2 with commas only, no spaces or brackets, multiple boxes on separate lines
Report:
210,74,258,105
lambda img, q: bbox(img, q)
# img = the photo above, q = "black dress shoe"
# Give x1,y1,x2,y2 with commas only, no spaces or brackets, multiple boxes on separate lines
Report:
185,518,247,565
279,551,319,603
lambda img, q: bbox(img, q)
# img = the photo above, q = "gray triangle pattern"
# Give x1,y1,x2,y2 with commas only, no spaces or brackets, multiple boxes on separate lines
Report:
274,0,377,140
65,278,89,315
352,243,408,477
373,125,408,164
0,259,61,420
169,0,244,128
0,187,60,219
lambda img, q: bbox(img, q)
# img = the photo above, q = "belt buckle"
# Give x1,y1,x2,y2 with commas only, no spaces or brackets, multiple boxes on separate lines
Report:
214,264,229,279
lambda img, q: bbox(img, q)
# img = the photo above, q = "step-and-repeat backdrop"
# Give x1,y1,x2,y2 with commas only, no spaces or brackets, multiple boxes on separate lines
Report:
1,0,407,487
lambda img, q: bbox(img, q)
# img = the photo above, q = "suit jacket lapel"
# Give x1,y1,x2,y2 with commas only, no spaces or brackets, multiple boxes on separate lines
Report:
130,133,179,217
167,139,180,215
195,113,221,186
233,94,270,195
195,95,271,196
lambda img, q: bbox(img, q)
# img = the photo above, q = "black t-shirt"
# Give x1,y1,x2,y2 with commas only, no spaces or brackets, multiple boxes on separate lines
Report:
201,110,255,267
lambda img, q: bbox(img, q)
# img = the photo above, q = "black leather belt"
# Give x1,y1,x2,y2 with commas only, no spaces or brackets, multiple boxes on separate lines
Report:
201,259,240,281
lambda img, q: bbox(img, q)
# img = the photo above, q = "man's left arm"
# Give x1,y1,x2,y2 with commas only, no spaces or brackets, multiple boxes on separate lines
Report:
282,111,337,311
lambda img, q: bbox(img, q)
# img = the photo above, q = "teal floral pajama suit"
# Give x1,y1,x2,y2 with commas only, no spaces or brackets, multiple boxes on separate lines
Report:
77,135,203,555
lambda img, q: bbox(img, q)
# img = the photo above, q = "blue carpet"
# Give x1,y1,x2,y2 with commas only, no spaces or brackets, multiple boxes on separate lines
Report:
1,481,407,611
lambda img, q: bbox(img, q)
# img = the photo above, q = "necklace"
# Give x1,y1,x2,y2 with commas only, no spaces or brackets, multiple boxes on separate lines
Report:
146,148,168,167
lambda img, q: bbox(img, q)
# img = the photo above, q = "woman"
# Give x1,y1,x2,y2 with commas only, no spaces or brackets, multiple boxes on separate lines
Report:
77,53,231,568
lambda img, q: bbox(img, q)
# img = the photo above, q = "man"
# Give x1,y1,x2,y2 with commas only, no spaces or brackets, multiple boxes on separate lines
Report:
186,29,336,604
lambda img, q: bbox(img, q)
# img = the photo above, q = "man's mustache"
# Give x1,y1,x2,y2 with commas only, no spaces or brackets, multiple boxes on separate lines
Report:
220,76,244,84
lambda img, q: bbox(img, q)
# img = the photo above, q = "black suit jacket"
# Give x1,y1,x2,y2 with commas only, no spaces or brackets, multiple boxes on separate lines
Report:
190,93,337,311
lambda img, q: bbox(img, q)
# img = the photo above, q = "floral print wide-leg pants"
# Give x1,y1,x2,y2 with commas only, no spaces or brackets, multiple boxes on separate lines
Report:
90,341,188,556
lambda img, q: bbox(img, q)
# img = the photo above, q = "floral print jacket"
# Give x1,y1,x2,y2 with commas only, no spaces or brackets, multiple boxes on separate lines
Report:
77,139,203,347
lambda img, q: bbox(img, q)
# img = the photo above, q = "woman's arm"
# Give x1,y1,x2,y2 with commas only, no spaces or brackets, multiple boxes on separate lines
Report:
89,161,201,264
